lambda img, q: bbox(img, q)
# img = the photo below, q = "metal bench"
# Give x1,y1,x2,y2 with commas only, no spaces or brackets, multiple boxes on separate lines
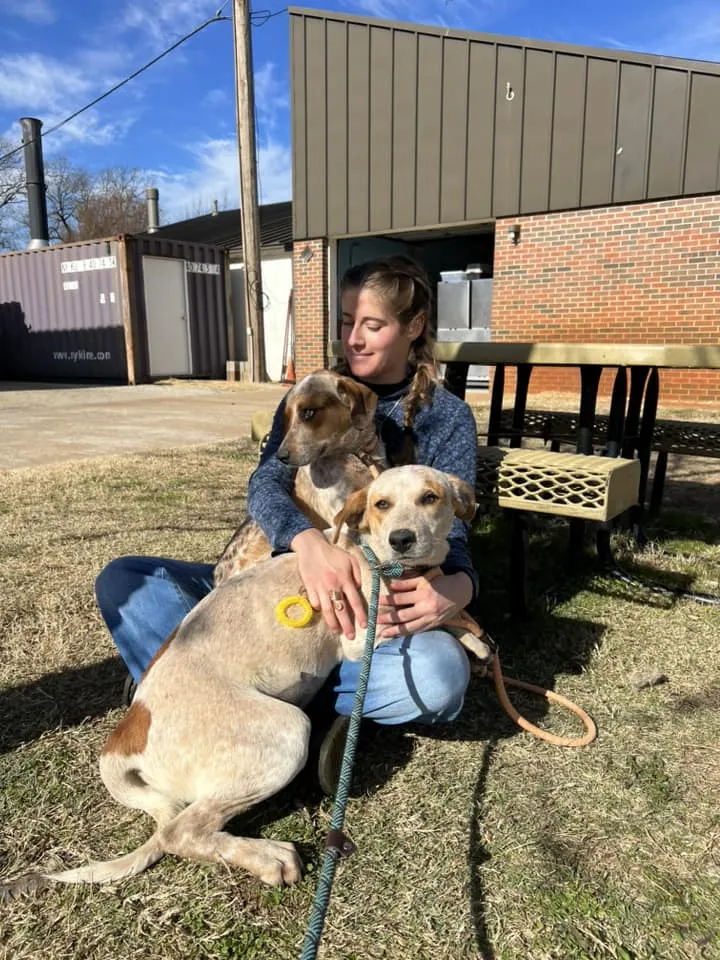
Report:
492,409,720,515
476,447,640,521
475,447,640,611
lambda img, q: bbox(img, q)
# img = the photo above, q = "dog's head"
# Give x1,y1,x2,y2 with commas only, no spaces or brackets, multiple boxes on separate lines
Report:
332,465,476,567
276,370,378,467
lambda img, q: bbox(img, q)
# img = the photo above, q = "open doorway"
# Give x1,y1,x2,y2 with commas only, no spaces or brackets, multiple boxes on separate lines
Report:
336,222,495,387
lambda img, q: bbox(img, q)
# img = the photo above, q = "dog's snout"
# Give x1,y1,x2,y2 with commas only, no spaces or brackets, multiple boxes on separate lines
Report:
275,445,290,464
388,528,417,553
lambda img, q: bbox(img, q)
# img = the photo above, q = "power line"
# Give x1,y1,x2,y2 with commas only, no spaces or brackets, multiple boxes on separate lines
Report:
250,7,288,26
0,3,288,173
0,11,231,165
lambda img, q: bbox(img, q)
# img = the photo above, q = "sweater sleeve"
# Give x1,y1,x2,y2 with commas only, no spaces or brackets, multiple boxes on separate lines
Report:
425,397,480,604
245,397,314,553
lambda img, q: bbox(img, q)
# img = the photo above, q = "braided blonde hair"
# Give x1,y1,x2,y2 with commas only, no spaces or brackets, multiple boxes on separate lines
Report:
337,255,439,429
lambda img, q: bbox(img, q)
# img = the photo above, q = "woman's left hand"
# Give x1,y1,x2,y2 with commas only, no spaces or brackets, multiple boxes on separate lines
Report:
378,571,473,638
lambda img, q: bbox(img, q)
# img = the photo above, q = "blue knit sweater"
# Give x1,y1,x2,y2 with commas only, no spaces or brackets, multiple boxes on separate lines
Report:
247,379,479,601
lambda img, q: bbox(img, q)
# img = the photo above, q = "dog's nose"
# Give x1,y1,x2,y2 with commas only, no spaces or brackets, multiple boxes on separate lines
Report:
389,528,417,553
275,445,290,464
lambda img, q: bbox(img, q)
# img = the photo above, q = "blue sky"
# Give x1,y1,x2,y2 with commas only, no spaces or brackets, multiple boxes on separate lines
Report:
1,0,719,224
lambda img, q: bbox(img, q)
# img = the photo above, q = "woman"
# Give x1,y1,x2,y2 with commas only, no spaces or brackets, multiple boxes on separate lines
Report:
96,255,479,787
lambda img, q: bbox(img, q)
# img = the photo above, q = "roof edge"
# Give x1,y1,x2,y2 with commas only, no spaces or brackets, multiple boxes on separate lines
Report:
288,6,720,74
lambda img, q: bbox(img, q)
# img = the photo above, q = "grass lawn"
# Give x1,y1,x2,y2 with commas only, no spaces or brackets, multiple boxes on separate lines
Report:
1,440,719,960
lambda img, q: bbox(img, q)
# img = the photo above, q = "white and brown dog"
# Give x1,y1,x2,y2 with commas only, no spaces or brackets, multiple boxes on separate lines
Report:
0,466,489,899
213,369,387,585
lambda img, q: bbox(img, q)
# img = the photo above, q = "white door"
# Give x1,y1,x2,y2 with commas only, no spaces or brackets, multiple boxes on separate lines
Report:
143,256,192,377
229,257,293,382
260,258,293,382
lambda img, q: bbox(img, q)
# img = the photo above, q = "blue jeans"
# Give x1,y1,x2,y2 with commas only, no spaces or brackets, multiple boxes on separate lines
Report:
95,556,470,726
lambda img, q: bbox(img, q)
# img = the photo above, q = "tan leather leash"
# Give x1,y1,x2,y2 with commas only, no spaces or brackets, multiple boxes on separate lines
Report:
422,568,598,748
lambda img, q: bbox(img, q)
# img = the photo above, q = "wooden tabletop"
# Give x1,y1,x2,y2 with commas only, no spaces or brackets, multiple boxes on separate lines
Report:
329,340,720,369
432,342,720,368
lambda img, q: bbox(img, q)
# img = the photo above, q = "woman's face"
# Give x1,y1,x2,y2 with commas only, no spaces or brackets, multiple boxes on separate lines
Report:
340,286,421,384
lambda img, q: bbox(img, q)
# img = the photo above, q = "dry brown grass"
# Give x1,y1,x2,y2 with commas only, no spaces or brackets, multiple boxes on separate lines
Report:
1,440,719,960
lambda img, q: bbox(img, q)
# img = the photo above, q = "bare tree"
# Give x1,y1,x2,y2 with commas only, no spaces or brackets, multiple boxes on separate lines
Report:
0,137,26,251
44,157,91,242
74,167,147,239
4,158,153,248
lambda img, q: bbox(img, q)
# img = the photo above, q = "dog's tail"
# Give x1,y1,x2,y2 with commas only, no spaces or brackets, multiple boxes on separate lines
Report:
0,832,165,902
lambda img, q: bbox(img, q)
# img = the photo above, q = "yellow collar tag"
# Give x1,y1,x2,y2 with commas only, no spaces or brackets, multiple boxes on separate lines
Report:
276,595,314,628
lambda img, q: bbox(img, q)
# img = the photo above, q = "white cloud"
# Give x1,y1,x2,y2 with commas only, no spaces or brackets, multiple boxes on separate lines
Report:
120,0,224,48
254,62,289,131
351,0,505,30
149,135,291,224
600,2,720,63
1,0,57,25
0,51,138,149
0,53,90,111
202,87,230,108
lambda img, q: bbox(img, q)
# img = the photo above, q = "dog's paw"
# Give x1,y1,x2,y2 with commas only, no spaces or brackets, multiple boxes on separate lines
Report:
257,841,303,886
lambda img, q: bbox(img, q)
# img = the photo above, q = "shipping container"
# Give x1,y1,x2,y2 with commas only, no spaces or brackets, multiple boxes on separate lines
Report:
0,234,228,383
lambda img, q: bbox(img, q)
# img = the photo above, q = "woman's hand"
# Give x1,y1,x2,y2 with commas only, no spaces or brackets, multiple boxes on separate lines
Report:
377,571,473,638
291,529,368,638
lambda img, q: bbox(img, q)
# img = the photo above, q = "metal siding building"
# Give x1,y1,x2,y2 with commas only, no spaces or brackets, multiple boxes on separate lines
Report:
0,236,227,383
290,7,720,239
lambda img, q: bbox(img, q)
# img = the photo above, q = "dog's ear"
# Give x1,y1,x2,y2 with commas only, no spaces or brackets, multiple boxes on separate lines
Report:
447,475,477,522
332,486,369,543
335,376,378,421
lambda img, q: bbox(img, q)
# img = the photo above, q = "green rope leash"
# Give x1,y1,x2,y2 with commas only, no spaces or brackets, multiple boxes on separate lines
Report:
299,543,404,960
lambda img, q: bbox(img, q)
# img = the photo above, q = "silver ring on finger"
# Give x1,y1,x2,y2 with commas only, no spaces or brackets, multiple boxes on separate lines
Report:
329,589,345,612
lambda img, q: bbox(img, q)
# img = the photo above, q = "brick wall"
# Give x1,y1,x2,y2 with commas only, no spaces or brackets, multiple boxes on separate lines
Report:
492,194,720,406
292,238,328,378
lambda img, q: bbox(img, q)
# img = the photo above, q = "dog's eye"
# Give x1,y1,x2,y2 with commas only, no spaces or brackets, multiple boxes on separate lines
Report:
300,408,316,422
374,499,390,510
420,491,439,505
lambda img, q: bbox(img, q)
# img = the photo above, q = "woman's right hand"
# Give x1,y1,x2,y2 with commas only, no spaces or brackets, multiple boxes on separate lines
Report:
291,529,367,638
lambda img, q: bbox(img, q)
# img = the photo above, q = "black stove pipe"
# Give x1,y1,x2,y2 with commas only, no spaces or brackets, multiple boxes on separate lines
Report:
20,117,49,249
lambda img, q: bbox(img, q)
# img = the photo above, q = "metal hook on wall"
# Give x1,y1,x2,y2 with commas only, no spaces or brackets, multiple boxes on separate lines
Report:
505,82,515,102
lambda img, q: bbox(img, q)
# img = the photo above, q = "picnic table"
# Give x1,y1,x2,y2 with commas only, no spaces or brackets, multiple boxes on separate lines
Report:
328,339,720,609
435,341,720,520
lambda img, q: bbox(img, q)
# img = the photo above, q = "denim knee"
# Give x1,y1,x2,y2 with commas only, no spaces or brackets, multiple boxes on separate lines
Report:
95,556,134,614
407,630,471,723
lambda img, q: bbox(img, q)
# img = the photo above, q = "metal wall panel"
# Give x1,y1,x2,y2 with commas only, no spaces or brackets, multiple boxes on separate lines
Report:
581,58,617,207
305,16,327,239
614,63,653,203
347,22,371,234
291,16,308,240
492,45,524,217
415,33,443,227
290,7,720,239
465,41,495,222
440,37,470,224
648,68,687,199
0,238,127,380
326,18,348,236
392,29,418,228
550,54,586,210
520,48,554,214
684,74,720,194
370,26,393,231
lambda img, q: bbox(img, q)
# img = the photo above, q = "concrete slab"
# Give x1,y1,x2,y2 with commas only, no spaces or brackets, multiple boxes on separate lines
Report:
0,381,288,470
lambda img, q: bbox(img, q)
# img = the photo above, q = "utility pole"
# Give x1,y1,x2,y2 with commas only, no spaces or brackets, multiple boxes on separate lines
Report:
232,0,266,382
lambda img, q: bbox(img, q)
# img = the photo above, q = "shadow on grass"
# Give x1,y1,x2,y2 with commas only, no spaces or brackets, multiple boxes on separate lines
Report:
646,506,720,547
0,657,126,755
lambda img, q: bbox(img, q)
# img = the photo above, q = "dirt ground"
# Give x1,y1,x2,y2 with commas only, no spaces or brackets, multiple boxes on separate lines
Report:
0,379,287,470
1,379,717,519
